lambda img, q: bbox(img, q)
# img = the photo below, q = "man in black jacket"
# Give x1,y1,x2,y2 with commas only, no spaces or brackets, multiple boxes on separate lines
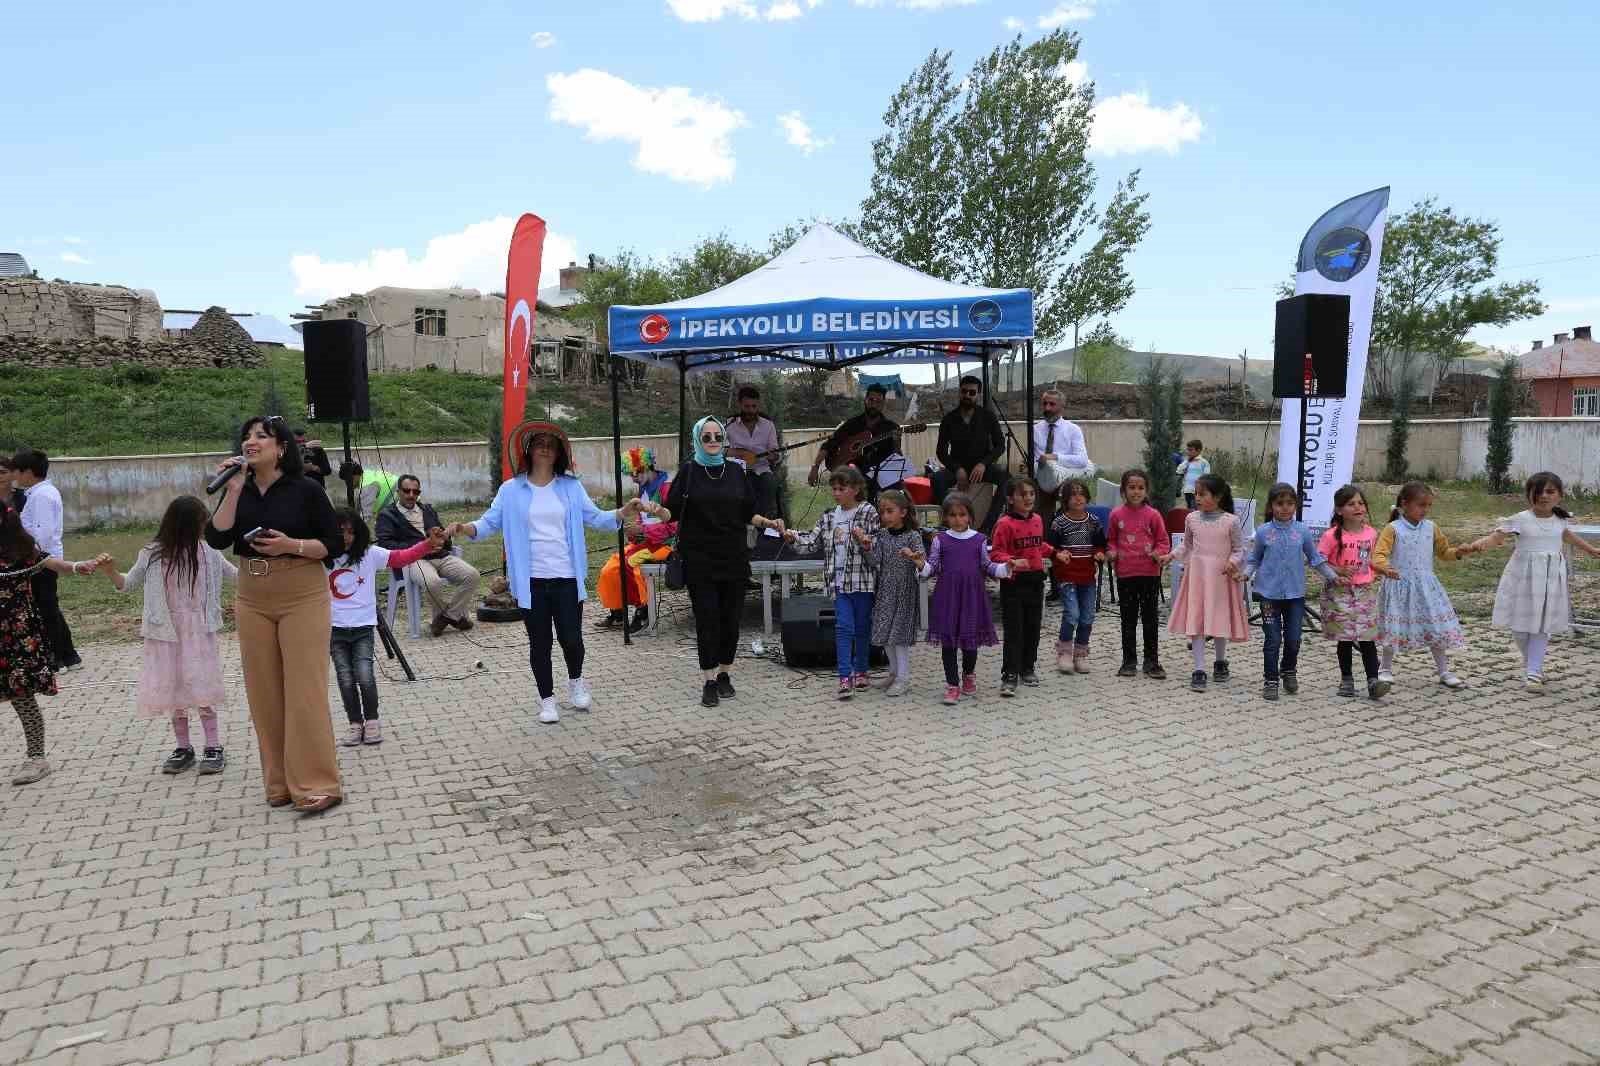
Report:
932,376,1008,532
375,474,480,636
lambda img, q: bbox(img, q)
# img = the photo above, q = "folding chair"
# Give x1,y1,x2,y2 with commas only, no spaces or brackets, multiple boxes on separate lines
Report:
384,546,465,639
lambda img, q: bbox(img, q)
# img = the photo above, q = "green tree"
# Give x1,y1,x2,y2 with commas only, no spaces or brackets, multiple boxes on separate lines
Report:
1384,373,1414,482
1485,357,1519,493
1369,198,1544,402
667,233,765,298
1057,173,1151,375
571,249,674,351
1074,322,1131,383
1140,359,1183,510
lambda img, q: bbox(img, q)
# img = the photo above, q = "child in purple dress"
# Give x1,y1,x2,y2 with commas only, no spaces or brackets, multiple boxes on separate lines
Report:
920,492,1008,706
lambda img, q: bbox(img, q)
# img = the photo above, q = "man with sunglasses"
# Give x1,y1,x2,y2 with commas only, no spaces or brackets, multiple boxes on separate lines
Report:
932,376,1008,532
376,474,479,636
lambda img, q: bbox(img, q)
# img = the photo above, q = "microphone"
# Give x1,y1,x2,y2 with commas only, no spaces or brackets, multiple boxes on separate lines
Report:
206,457,246,495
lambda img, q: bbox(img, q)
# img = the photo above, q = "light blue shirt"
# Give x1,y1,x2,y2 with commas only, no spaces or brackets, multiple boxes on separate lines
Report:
466,474,619,606
1245,517,1336,601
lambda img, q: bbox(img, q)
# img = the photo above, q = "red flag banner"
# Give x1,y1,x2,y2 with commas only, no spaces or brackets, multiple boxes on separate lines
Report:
502,214,547,480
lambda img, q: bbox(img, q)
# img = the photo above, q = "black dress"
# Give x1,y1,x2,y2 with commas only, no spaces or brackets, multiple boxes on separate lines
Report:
666,462,756,585
0,551,56,700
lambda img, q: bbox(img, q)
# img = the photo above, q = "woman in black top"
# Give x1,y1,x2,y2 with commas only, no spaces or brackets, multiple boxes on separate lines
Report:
205,416,345,813
664,416,783,707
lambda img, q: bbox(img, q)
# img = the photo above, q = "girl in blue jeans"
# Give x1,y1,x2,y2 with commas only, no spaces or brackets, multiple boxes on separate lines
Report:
1047,480,1106,674
786,466,880,700
326,508,443,745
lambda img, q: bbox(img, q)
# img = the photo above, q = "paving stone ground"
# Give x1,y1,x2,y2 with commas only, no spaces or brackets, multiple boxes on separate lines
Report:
5,593,1600,1065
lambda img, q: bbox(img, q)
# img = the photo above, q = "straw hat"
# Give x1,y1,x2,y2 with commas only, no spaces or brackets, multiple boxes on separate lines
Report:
509,419,573,471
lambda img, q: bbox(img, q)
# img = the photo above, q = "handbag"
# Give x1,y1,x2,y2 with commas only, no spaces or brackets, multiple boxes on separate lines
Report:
664,465,688,590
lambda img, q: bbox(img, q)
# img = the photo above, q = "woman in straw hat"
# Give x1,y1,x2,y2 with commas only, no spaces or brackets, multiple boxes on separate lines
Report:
448,421,652,724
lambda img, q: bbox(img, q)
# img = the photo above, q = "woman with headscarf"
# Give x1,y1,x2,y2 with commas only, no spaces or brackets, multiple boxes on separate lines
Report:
665,416,785,708
448,421,650,724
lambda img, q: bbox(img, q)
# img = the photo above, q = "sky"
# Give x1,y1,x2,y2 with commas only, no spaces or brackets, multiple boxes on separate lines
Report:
5,0,1597,370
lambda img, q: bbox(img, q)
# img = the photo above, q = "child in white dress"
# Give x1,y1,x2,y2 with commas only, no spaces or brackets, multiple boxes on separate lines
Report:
1468,472,1600,688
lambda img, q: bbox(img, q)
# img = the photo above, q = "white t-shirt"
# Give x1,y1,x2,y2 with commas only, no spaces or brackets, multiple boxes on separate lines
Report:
528,482,574,579
328,546,405,628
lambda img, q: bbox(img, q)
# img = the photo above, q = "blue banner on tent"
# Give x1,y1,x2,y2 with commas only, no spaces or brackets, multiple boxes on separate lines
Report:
609,292,1033,356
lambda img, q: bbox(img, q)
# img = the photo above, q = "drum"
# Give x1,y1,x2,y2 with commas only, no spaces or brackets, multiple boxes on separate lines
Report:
873,453,911,489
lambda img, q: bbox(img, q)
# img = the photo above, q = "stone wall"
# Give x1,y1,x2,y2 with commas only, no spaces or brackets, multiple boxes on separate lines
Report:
0,278,163,343
0,334,262,370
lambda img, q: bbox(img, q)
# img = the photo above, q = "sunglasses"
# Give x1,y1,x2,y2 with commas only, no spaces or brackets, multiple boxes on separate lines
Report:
398,488,421,495
701,433,724,443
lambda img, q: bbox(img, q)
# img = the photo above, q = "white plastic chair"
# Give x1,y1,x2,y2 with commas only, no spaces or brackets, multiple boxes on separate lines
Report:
384,546,464,639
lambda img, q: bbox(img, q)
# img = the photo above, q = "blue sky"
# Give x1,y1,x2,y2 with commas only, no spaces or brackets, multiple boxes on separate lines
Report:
6,0,1596,366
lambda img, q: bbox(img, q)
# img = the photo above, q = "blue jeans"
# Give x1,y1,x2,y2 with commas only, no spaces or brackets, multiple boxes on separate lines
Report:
1261,597,1305,681
834,591,874,678
1058,582,1097,645
329,625,378,722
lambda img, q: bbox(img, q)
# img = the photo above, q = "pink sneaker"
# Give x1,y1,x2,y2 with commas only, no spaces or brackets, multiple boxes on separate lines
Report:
362,720,383,745
852,672,870,690
837,678,854,701
943,685,960,706
961,674,978,697
341,723,364,746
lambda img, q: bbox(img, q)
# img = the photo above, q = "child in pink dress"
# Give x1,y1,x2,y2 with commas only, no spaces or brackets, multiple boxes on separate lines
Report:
1317,484,1383,699
102,496,236,775
1160,475,1247,691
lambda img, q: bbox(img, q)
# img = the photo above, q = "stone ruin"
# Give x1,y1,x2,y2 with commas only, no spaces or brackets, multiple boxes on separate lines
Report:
0,280,262,370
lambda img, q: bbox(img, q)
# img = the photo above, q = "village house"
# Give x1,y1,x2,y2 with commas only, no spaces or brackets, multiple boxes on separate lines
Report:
1520,327,1600,416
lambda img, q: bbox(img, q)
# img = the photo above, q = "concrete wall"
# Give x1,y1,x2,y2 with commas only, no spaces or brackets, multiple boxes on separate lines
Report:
44,417,1600,530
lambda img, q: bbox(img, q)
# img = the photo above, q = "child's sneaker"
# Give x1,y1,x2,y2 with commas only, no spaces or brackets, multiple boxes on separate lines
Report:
162,747,196,774
1525,673,1546,690
852,673,870,691
341,723,364,746
1438,672,1465,689
198,747,226,774
1212,660,1230,683
1143,660,1166,681
943,685,961,706
1020,671,1040,687
1282,671,1299,695
1073,647,1091,674
1000,674,1018,697
1056,643,1073,673
1372,671,1394,697
885,678,910,698
10,757,51,786
1190,670,1207,692
837,678,854,701
961,674,978,697
1337,676,1356,698
1117,661,1137,678
1263,679,1280,701
362,721,382,745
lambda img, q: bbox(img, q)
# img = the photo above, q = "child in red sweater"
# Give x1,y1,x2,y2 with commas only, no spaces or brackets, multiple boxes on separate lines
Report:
988,478,1052,696
1107,469,1170,679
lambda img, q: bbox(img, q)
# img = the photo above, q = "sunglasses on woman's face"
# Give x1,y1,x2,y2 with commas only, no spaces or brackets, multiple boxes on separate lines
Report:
701,433,724,443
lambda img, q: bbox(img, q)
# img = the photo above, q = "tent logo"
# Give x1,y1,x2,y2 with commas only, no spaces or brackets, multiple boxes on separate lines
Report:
968,300,1001,333
1314,227,1372,282
639,314,670,344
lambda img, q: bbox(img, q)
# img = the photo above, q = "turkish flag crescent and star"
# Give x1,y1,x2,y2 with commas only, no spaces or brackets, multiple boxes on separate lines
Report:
502,213,547,481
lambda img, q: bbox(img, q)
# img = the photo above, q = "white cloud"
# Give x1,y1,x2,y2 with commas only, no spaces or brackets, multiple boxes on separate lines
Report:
1057,59,1089,86
778,111,832,154
546,68,745,186
667,0,757,19
1002,15,1024,29
766,0,804,17
1038,1,1094,27
1091,91,1204,155
59,251,91,265
530,30,556,48
62,235,85,245
289,218,579,301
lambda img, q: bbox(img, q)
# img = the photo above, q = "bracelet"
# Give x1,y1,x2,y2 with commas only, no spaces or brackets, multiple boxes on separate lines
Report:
296,539,303,556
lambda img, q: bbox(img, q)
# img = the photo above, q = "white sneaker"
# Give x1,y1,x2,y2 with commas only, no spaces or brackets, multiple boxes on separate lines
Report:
11,757,51,786
568,678,592,711
1438,672,1465,689
1525,674,1546,690
885,678,910,698
538,697,560,724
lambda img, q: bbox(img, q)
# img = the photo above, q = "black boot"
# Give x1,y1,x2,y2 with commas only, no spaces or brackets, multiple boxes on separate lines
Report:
593,609,625,630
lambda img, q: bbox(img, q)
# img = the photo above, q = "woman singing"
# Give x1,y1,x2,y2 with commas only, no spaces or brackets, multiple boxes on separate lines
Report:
449,421,649,725
205,416,344,813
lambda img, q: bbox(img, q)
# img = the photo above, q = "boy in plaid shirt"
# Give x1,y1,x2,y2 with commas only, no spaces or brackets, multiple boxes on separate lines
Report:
785,466,881,699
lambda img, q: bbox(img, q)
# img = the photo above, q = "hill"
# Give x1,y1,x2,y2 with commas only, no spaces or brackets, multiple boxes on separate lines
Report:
1033,346,1275,392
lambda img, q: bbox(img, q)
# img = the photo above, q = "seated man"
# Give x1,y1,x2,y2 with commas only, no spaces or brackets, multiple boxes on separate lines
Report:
1031,387,1095,517
376,474,480,637
931,376,1008,532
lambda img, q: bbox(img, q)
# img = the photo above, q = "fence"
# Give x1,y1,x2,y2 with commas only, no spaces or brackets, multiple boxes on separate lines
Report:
44,417,1600,530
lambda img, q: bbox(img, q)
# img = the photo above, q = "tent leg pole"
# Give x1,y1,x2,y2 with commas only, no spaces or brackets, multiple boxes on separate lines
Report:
1025,341,1035,471
612,356,630,646
677,359,688,467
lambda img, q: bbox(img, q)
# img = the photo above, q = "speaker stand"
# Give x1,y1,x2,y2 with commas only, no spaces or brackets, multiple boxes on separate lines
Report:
343,421,416,681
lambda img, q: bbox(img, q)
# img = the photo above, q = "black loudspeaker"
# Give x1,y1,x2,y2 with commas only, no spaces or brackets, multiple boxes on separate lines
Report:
302,319,371,422
780,595,887,668
1273,294,1351,399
